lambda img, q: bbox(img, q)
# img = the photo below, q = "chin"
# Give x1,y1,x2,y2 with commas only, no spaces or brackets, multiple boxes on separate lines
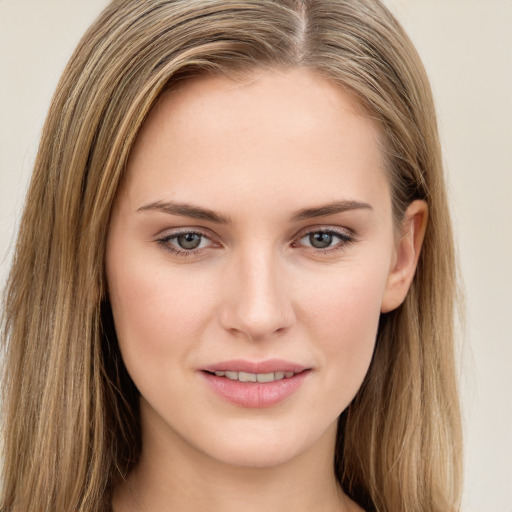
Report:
193,419,335,470
205,441,301,469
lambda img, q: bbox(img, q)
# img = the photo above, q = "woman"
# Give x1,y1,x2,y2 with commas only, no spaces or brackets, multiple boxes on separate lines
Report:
0,0,462,511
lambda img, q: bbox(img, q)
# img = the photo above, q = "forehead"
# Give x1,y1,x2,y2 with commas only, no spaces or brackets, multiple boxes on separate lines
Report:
123,67,390,216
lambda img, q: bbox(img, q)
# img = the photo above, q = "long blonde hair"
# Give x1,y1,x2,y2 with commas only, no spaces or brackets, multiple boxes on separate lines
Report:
1,1,462,510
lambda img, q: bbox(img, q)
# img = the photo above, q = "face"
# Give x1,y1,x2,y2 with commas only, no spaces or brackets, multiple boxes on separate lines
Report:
106,68,420,469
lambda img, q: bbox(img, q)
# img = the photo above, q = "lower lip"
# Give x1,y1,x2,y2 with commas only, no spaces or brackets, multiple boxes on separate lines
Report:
200,370,311,408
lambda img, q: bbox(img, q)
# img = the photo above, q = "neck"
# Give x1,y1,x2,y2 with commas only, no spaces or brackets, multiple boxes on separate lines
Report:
113,407,360,512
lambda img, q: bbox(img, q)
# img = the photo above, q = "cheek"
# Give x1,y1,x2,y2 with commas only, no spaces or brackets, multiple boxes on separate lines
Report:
106,250,217,387
299,261,389,399
303,258,388,333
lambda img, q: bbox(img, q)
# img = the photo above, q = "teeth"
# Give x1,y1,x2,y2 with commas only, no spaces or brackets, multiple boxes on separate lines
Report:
239,371,257,382
212,370,298,382
256,372,275,383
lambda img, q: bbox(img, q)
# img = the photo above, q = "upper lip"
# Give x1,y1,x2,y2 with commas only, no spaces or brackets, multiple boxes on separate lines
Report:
201,359,309,374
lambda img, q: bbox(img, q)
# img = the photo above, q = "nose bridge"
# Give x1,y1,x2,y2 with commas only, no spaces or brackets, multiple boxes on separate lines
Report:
220,244,294,340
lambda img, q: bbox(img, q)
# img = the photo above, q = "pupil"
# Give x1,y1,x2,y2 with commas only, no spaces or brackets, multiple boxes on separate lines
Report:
177,233,201,249
310,232,332,248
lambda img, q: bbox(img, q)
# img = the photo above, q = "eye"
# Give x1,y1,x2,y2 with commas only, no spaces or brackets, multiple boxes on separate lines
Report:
156,230,214,255
295,228,354,252
175,232,204,250
307,232,336,249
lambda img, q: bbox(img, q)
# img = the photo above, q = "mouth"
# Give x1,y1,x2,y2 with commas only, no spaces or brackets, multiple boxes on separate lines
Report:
203,369,303,383
201,358,309,375
199,360,312,408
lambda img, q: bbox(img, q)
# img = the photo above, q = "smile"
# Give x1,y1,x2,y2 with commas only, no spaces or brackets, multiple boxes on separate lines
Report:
200,363,311,408
208,370,297,382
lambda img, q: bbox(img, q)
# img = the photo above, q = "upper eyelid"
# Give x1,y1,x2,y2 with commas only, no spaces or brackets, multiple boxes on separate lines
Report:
293,225,355,239
156,226,216,240
155,225,354,238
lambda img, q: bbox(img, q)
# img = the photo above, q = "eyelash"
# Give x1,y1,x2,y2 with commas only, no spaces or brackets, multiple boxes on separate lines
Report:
156,227,355,257
293,228,355,254
156,229,215,257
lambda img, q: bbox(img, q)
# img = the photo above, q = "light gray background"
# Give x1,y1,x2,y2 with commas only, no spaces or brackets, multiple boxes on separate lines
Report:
1,1,511,510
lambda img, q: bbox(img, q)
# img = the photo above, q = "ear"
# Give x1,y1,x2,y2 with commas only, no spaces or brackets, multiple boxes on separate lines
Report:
381,200,428,313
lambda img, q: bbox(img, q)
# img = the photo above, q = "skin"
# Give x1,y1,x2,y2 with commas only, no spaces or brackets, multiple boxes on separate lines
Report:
107,67,427,512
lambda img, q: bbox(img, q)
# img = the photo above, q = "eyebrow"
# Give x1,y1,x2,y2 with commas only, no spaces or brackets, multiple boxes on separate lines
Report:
137,199,373,224
290,200,373,221
137,200,231,224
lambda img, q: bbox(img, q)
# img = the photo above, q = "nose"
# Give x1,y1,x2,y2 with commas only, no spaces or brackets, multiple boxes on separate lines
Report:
218,248,295,341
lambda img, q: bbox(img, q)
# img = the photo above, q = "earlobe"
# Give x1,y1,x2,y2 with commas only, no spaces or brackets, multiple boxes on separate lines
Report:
381,200,428,313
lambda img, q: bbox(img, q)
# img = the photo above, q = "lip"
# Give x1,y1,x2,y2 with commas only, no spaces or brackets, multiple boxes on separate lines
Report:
199,359,312,408
201,358,309,374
